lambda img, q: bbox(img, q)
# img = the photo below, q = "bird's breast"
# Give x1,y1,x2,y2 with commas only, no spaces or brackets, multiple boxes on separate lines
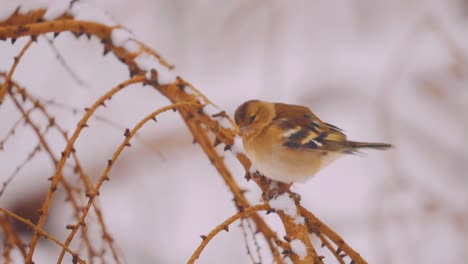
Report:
243,132,337,183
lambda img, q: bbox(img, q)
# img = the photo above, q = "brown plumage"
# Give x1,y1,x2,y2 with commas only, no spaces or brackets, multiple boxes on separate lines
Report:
234,100,392,183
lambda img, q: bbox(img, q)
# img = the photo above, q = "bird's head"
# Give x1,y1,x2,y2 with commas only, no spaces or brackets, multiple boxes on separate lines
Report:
234,100,275,138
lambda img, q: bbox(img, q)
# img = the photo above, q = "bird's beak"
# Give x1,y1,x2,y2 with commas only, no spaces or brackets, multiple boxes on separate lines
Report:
239,126,248,137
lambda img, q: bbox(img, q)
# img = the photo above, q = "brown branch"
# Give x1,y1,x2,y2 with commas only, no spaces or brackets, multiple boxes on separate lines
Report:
316,233,346,264
9,80,121,263
188,203,270,263
0,208,85,264
56,102,198,263
0,39,32,104
0,9,370,264
300,207,367,264
0,214,27,262
23,76,145,263
7,88,99,262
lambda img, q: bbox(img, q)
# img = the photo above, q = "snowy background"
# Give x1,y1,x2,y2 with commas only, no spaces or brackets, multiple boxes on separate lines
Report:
1,0,467,263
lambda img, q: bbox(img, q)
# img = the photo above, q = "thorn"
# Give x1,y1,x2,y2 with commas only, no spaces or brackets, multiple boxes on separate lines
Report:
13,6,20,16
336,248,342,254
84,107,89,111
85,33,91,40
244,172,251,181
11,38,17,44
124,128,130,137
200,235,207,240
73,31,83,38
71,147,76,153
211,111,226,118
266,209,275,214
149,69,158,85
103,175,110,181
65,224,75,230
30,35,38,42
282,249,290,256
103,45,111,56
48,117,55,126
125,142,131,147
36,209,43,215
72,254,78,264
61,151,66,157
238,205,245,212
283,236,291,242
80,123,89,128
350,261,355,264
47,176,53,181
100,101,106,107
151,116,157,122
192,138,197,144
223,225,229,232
213,137,222,147
107,160,113,166
129,69,139,77
239,188,248,195
223,145,231,151
53,32,60,38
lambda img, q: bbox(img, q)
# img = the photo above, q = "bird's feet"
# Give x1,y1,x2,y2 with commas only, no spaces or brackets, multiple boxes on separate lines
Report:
262,180,301,202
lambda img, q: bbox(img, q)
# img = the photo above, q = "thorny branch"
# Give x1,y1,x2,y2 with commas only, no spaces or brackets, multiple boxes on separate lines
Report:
0,208,85,264
188,203,270,263
6,77,121,263
0,6,369,264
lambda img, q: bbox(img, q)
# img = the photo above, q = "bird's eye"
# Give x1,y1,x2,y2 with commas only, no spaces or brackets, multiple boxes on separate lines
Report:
249,114,256,123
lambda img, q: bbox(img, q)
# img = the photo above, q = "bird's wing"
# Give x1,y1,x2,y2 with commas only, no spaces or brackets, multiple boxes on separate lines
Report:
272,103,350,152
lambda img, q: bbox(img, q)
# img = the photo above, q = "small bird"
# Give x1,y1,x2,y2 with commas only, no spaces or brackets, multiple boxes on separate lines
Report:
234,100,392,184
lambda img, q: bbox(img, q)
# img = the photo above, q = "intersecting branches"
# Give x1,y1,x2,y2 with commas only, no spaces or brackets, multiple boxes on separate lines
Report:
0,5,369,264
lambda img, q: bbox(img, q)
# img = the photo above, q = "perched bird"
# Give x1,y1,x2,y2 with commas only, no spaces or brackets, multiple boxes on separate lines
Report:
234,100,392,184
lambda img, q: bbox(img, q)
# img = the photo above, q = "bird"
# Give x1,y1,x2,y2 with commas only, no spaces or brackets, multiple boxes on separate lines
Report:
234,100,392,184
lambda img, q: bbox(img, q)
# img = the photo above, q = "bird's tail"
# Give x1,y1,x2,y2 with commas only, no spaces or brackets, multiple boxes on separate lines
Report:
348,141,393,150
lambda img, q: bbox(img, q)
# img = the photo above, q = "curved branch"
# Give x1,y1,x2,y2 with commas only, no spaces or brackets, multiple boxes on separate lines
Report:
25,76,145,262
0,39,32,104
188,203,270,263
300,207,368,264
0,208,85,264
8,79,118,262
7,86,100,263
0,9,370,264
57,102,199,263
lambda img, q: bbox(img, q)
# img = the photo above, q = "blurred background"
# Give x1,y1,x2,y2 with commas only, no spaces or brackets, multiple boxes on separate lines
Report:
1,0,467,263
